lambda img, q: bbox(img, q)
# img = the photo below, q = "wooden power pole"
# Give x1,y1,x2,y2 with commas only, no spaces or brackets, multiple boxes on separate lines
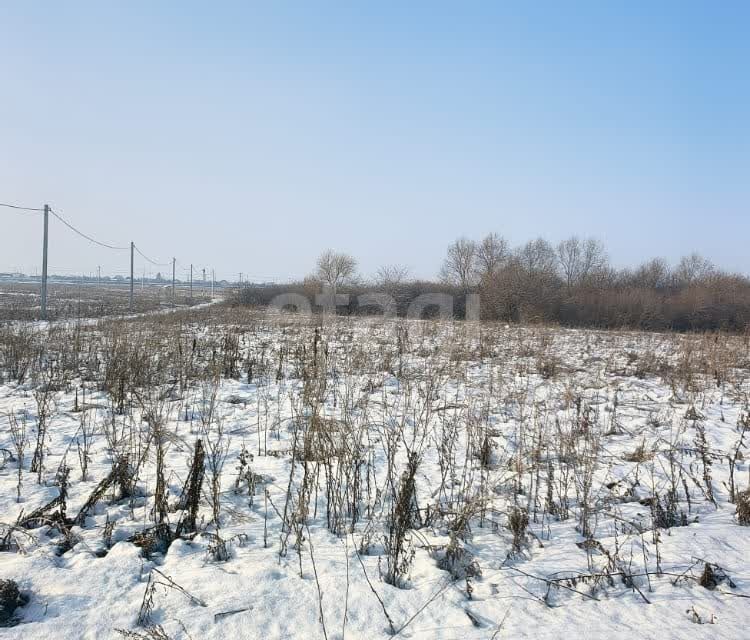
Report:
129,241,134,312
40,204,49,320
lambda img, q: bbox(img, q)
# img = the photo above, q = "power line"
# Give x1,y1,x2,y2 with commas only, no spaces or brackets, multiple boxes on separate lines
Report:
48,207,130,251
134,244,170,267
0,202,43,213
3,199,218,310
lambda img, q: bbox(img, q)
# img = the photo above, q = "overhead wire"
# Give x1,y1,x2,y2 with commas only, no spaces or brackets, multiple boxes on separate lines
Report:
0,202,44,214
133,244,170,267
48,207,130,251
3,199,223,286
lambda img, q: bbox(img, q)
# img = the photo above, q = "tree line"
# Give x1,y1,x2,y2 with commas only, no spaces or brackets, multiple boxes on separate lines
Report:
232,238,750,332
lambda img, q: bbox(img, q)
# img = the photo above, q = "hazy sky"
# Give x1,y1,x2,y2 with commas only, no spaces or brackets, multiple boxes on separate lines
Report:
1,2,748,281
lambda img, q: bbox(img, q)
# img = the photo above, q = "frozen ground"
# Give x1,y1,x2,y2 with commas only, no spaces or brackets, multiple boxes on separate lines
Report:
1,308,749,639
0,281,213,322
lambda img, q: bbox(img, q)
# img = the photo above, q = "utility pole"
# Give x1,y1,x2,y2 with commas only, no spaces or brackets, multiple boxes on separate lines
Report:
190,264,193,303
129,241,134,312
171,258,176,307
40,204,49,320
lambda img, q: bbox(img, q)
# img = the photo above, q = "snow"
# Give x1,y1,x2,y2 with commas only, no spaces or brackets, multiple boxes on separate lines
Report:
1,311,749,639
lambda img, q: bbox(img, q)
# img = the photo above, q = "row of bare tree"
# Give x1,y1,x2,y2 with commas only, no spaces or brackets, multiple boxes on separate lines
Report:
438,234,718,292
233,238,750,331
447,234,746,329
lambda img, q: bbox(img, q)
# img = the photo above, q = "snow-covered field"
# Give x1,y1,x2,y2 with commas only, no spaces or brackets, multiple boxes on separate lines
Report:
1,307,749,639
0,281,211,323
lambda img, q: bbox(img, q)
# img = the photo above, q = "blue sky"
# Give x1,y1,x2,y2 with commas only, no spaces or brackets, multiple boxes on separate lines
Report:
1,2,748,281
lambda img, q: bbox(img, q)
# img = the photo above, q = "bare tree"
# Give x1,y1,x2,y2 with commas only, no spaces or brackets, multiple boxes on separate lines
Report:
629,257,671,289
375,264,411,289
673,252,714,287
474,233,509,280
316,250,358,292
556,236,608,292
439,237,478,291
517,237,557,276
499,238,560,321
